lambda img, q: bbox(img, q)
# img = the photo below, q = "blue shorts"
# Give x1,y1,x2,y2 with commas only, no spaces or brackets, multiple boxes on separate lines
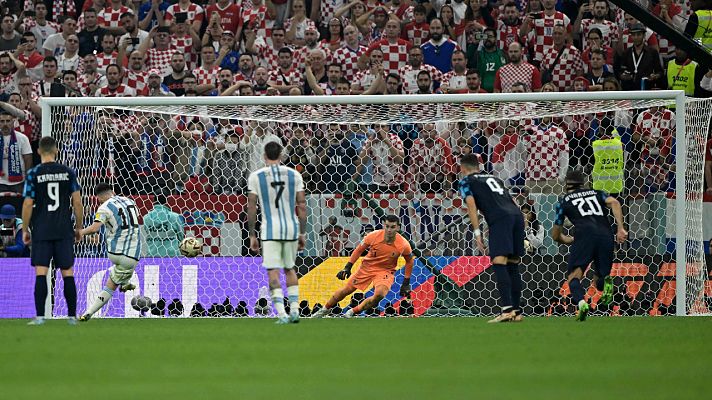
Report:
31,238,75,269
488,212,525,259
567,234,614,277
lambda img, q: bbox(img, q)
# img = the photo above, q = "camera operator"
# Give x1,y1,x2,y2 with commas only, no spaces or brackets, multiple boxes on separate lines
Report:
0,204,29,257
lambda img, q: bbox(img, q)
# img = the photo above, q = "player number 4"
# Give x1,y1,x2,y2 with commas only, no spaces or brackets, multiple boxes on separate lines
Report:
572,196,604,216
486,178,504,195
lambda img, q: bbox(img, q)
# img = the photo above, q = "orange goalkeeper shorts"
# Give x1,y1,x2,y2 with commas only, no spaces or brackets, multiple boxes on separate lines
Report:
348,268,394,291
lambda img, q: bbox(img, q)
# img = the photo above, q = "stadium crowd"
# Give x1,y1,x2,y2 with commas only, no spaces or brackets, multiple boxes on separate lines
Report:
0,0,710,202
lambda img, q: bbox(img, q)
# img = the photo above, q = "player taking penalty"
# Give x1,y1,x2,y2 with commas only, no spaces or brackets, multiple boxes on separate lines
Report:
313,215,414,318
551,171,627,321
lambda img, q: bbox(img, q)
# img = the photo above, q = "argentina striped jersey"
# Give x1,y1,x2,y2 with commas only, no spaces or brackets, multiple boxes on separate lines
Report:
247,165,304,241
95,196,142,260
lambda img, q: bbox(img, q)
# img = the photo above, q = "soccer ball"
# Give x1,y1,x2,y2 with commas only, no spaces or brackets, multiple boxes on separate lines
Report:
179,237,202,257
131,295,152,312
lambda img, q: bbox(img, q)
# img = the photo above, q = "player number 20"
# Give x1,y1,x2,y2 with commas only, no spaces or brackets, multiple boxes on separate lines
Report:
572,196,604,216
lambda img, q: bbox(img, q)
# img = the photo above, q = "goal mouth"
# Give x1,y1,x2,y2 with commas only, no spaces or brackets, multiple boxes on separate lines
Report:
6,91,705,318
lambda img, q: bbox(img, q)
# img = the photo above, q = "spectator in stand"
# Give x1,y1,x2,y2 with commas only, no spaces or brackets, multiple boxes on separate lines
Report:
118,44,148,92
0,52,26,96
250,66,270,95
316,123,358,193
332,24,367,82
308,59,343,96
519,0,571,67
164,0,204,33
584,49,614,91
42,17,77,57
213,31,240,74
335,1,370,45
491,120,526,188
285,0,316,48
494,42,541,93
385,73,401,94
357,6,389,45
235,53,256,82
574,0,619,51
523,116,569,195
421,18,459,73
667,48,705,97
303,49,329,95
619,13,659,54
140,26,176,77
439,4,463,46
473,28,506,93
402,5,430,47
410,123,455,193
96,33,118,74
37,56,65,97
441,50,469,93
6,93,35,151
138,0,170,31
582,28,614,73
17,32,43,81
284,124,316,190
211,125,249,194
77,8,107,57
0,108,32,194
319,216,348,256
321,17,344,53
77,53,106,97
162,51,188,96
651,0,684,61
62,70,83,97
362,18,411,76
118,12,150,55
466,69,487,93
684,0,712,53
98,0,132,35
242,120,282,175
294,27,329,70
245,26,288,70
20,2,60,52
95,64,136,97
267,47,302,94
142,69,175,97
354,122,405,193
615,23,663,91
193,45,220,95
205,0,242,35
540,24,583,91
352,49,385,94
0,14,20,51
56,35,81,73
632,106,675,193
170,12,200,71
399,46,442,94
494,2,524,54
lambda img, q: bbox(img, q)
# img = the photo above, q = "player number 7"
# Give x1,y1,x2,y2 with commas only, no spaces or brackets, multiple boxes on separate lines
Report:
271,180,285,209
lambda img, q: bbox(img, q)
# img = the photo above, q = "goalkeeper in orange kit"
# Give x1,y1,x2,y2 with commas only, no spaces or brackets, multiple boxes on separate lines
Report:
313,215,414,318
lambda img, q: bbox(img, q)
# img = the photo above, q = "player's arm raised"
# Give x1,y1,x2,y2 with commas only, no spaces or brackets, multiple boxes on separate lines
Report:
604,195,628,243
463,196,486,254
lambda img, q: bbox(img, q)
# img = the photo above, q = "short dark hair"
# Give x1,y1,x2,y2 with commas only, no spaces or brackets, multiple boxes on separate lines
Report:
383,214,399,225
94,182,114,196
63,70,77,79
460,153,480,169
38,136,57,153
264,141,283,161
119,12,134,20
278,47,292,56
43,56,57,65
565,170,586,189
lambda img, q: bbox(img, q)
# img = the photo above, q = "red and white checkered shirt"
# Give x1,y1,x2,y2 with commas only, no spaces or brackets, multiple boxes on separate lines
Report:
23,19,61,50
365,133,405,186
494,62,541,92
540,45,584,91
0,72,18,95
98,6,131,29
352,69,382,91
402,21,430,47
124,69,150,93
78,72,107,97
620,28,658,52
284,17,317,43
254,42,282,70
96,51,118,72
441,70,468,93
164,3,205,25
95,84,137,97
267,67,303,87
399,64,443,94
52,0,77,21
15,109,40,142
496,19,523,53
205,2,242,33
410,137,454,184
242,4,269,40
317,82,337,95
146,47,177,76
193,65,220,86
523,123,568,180
527,12,571,63
293,43,331,71
580,19,619,49
332,44,367,82
366,39,412,76
172,35,198,70
634,108,675,163
318,0,348,27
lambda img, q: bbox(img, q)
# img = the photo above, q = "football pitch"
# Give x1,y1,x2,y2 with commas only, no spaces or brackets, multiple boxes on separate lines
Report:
1,317,710,400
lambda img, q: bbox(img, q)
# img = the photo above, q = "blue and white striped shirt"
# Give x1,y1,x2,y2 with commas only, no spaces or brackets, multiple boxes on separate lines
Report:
95,196,142,260
247,165,304,241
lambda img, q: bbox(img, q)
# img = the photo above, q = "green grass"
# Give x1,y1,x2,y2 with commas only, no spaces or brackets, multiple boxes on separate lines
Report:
1,317,710,400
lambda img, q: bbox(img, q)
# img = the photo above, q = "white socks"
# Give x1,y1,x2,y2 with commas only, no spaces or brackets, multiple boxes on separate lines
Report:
85,288,113,316
271,288,287,318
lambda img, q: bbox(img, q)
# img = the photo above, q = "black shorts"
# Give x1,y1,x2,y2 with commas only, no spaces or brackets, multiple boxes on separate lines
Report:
567,234,614,277
31,238,75,269
488,212,525,259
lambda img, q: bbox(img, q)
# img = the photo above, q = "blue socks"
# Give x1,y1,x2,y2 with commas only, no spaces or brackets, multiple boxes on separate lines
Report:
492,264,512,309
569,278,585,304
63,277,77,317
507,263,522,312
34,275,47,317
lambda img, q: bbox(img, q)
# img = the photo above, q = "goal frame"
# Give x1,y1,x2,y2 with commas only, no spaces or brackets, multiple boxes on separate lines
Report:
40,90,693,316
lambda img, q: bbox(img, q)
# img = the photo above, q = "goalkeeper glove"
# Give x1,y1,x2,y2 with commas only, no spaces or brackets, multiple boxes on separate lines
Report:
336,263,353,280
399,277,411,298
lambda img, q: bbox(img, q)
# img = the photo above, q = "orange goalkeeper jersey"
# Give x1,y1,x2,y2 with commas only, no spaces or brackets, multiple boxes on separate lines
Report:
348,230,414,277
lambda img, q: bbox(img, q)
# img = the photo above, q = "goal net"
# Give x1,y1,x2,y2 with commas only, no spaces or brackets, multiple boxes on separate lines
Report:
11,92,709,318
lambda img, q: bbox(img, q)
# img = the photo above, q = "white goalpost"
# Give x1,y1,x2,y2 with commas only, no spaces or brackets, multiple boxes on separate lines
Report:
25,91,708,318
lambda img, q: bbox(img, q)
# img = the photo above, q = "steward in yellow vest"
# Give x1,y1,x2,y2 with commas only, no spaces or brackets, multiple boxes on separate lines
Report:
684,1,712,52
592,128,624,195
667,49,698,96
